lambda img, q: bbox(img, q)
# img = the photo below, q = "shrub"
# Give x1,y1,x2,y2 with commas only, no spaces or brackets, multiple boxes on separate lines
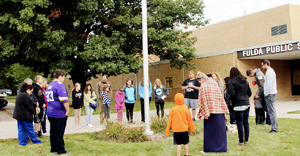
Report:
150,116,168,134
95,121,150,143
151,116,200,136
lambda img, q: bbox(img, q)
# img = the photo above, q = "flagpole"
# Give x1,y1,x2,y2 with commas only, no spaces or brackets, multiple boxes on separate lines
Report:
142,0,154,135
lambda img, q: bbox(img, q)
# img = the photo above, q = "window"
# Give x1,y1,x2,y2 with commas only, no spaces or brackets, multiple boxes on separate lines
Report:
165,77,173,88
271,24,287,36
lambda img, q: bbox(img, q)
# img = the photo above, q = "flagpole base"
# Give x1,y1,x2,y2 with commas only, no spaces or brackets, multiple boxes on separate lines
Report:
145,129,154,135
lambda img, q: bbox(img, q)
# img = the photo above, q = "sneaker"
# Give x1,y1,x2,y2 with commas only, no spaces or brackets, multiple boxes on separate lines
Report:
89,124,94,127
200,151,205,153
238,142,245,146
37,131,43,138
141,121,145,123
264,124,270,126
244,141,249,145
260,122,264,125
269,130,278,133
192,118,196,122
256,123,259,125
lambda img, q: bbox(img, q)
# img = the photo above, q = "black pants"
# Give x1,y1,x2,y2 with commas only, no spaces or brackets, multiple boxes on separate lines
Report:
125,103,135,121
48,116,68,154
41,108,47,133
155,101,165,118
255,108,265,124
228,106,235,124
140,98,151,122
262,96,271,125
235,108,250,143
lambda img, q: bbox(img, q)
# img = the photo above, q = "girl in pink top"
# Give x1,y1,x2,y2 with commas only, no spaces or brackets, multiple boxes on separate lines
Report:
114,87,125,122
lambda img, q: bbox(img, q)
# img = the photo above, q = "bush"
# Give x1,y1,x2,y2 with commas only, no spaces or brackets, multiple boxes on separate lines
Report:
95,121,150,143
151,116,200,136
150,116,168,134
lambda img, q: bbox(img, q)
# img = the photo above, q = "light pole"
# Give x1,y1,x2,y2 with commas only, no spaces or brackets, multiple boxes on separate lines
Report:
142,0,154,135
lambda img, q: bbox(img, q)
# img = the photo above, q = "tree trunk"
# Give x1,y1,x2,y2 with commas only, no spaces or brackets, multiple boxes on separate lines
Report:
69,59,87,92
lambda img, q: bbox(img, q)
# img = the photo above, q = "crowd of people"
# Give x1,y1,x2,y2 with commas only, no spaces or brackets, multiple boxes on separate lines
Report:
166,59,279,155
13,59,279,155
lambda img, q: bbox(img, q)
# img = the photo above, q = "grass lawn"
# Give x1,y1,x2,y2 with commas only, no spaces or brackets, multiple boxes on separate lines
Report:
1,117,300,156
287,110,300,114
6,96,16,103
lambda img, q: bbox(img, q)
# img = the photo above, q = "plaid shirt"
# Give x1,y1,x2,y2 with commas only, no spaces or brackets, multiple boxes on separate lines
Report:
197,78,229,119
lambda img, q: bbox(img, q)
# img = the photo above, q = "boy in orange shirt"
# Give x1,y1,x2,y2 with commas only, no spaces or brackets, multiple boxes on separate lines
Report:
166,93,196,156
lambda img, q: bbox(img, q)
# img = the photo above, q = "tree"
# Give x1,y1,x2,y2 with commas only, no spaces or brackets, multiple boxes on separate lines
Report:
0,63,44,94
0,0,209,88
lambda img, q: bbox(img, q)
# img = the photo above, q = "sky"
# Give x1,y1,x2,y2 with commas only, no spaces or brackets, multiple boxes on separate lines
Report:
183,0,300,32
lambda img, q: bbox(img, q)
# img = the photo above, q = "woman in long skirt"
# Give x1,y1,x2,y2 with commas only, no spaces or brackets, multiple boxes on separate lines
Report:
197,71,229,153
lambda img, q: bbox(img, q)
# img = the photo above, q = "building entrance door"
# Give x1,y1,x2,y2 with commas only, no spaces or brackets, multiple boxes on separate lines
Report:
291,60,300,95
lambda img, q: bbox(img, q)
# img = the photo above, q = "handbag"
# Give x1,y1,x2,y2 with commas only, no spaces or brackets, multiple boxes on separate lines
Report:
89,91,98,110
36,107,40,114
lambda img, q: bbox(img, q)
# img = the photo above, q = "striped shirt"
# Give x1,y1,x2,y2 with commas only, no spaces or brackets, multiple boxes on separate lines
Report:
102,92,111,107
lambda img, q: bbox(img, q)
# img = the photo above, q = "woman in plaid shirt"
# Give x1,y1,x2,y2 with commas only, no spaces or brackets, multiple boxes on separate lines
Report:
197,71,229,153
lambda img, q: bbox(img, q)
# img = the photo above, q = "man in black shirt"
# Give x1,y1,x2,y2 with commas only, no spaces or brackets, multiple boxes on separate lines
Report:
182,71,201,121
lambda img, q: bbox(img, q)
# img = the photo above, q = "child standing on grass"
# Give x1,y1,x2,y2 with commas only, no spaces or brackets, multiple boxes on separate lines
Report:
254,89,265,125
153,78,169,118
166,93,195,156
115,87,125,122
102,86,112,125
124,78,136,124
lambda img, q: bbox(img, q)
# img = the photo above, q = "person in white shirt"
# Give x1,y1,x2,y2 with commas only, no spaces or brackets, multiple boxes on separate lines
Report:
261,59,278,133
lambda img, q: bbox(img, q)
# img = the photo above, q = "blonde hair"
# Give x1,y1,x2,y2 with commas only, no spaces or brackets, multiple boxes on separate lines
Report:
212,72,222,81
73,83,80,91
196,71,208,80
154,79,163,89
212,72,223,86
35,75,43,84
74,83,80,88
42,78,48,88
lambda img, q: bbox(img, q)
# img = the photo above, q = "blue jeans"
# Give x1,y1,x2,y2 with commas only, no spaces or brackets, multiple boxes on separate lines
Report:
235,107,250,143
265,94,278,131
17,120,42,146
48,116,68,154
85,106,93,124
41,107,47,133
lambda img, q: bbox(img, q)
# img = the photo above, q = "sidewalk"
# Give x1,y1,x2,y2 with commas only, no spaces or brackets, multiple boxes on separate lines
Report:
0,100,300,139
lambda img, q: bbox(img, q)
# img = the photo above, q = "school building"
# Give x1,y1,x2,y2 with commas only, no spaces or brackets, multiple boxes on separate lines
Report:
64,4,300,100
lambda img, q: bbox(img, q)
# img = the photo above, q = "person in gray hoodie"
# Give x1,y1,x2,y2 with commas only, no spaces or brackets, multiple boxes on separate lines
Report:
152,79,169,118
246,68,271,125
